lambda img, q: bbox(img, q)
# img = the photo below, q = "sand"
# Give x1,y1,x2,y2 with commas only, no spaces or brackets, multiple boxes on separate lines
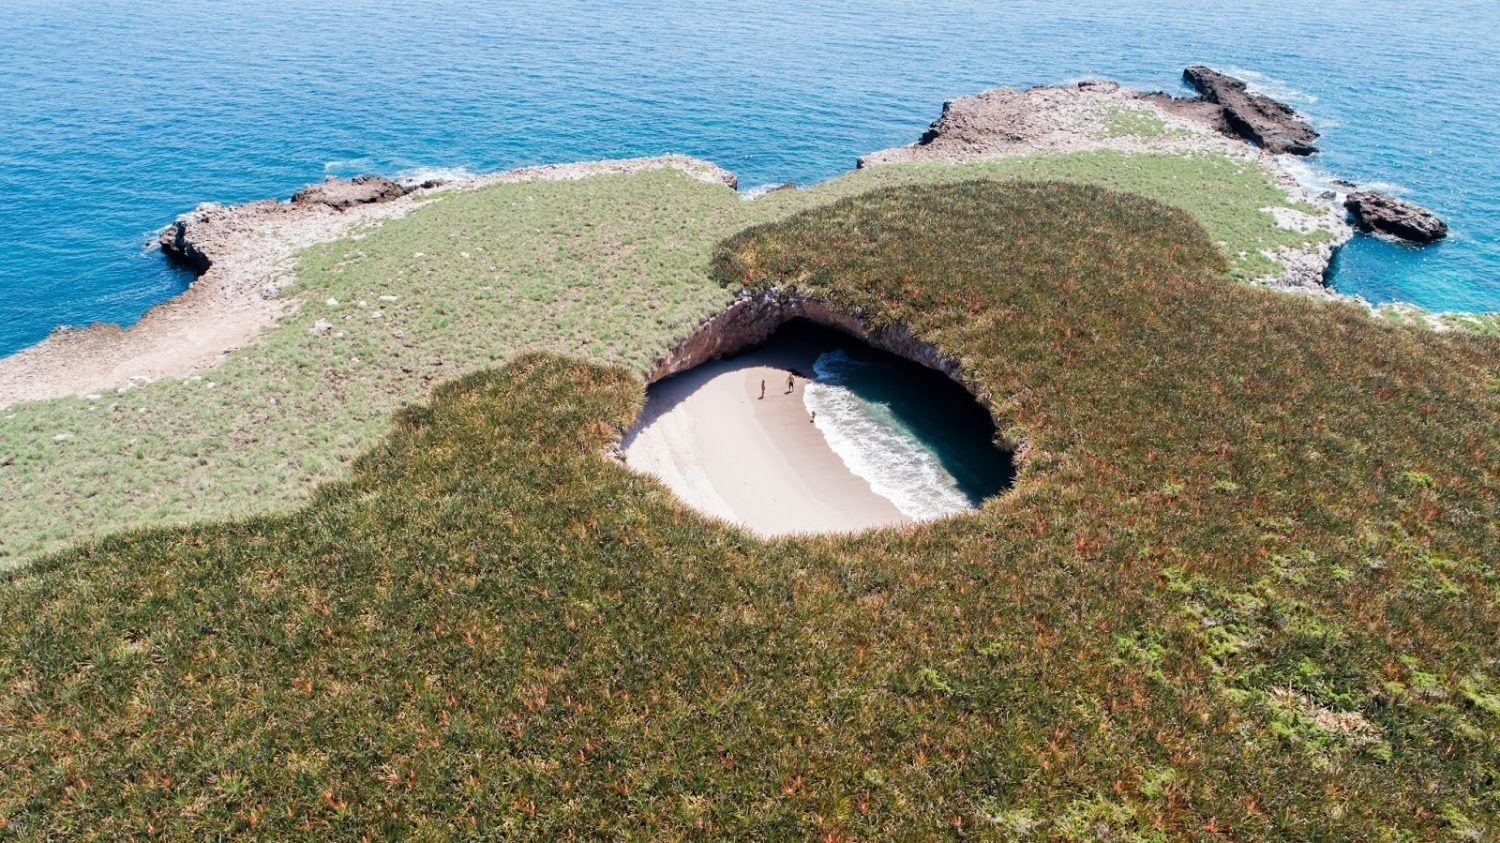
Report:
622,337,909,537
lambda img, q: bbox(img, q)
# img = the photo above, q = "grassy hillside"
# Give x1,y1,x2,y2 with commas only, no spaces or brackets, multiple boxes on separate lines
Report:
2,181,1495,839
0,151,1327,568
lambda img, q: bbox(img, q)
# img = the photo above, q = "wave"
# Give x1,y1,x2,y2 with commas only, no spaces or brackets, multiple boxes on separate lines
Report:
803,350,974,521
322,159,478,186
392,165,479,186
322,157,376,174
1220,65,1320,106
1279,156,1405,201
1277,156,1342,197
740,183,783,201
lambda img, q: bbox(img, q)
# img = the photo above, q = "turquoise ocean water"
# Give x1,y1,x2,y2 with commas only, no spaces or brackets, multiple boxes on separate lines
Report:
805,344,1014,519
2,0,1497,356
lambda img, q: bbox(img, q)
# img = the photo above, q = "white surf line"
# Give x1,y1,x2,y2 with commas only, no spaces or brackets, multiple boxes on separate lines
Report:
802,350,973,521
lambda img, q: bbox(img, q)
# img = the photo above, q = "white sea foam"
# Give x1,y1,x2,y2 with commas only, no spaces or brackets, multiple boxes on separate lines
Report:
803,350,973,521
1221,66,1319,106
322,157,375,174
1279,156,1405,203
1278,156,1342,197
321,160,477,186
740,183,782,201
393,165,479,186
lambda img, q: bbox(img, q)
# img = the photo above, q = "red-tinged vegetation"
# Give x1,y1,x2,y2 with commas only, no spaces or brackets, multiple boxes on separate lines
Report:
0,182,1496,839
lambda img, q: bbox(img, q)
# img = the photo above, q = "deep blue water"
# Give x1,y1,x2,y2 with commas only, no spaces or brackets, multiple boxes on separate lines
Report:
2,0,1497,356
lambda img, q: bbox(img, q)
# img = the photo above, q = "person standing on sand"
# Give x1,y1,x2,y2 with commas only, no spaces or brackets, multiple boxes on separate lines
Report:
760,379,766,400
786,372,795,394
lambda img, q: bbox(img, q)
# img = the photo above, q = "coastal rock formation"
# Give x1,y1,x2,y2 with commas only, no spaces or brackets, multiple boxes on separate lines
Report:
1344,191,1449,244
1182,66,1319,155
911,87,1054,154
156,212,216,272
291,175,410,210
159,176,411,271
3,156,738,407
867,68,1320,168
855,77,1350,292
1139,90,1234,135
647,289,994,426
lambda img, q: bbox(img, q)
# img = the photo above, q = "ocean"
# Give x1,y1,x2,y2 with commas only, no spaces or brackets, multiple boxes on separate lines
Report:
2,0,1497,356
805,345,1014,520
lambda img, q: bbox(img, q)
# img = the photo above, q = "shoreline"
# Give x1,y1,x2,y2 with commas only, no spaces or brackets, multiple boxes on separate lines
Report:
622,332,911,537
855,79,1354,293
1,73,1479,408
0,156,737,408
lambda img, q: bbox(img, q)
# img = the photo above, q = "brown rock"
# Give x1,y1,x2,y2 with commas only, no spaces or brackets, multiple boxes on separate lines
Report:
1344,191,1448,244
912,87,1056,154
1183,66,1319,155
157,217,212,272
290,175,409,210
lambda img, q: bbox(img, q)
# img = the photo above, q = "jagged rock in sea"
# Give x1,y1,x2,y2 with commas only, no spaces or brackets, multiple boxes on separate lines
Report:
1344,191,1449,244
290,175,410,210
1182,66,1319,155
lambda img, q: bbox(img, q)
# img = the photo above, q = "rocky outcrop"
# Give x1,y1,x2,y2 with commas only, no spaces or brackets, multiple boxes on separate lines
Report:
647,289,993,424
1138,90,1234,134
290,175,410,210
869,68,1320,166
156,214,215,272
1182,66,1318,155
907,86,1065,156
1344,191,1449,244
854,78,1351,292
159,176,412,271
7,156,741,408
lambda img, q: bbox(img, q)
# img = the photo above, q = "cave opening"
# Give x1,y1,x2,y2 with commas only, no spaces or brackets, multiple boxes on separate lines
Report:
623,318,1014,536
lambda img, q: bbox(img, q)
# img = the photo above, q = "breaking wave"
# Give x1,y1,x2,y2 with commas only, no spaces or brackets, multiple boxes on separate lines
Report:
803,350,974,521
393,165,479,186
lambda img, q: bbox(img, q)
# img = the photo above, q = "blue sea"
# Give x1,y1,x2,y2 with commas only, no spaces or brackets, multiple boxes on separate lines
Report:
805,344,1014,520
2,0,1498,357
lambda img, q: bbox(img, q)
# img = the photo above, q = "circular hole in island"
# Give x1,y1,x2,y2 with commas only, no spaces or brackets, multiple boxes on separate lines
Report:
622,319,1014,537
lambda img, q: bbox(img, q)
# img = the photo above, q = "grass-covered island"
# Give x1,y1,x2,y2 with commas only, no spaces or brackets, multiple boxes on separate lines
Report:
1,82,1497,839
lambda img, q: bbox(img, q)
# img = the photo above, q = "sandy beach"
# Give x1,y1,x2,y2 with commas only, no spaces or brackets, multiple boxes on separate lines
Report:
623,333,909,537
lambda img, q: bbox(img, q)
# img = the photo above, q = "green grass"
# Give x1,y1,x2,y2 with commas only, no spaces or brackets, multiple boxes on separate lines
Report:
0,152,1332,570
1103,105,1172,138
1377,303,1500,336
2,181,1496,839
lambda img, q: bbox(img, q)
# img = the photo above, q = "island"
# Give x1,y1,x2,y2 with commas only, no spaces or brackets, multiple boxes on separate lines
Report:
0,70,1494,840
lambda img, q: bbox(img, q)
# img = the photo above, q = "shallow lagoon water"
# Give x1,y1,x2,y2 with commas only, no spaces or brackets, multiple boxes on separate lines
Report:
1,0,1497,355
